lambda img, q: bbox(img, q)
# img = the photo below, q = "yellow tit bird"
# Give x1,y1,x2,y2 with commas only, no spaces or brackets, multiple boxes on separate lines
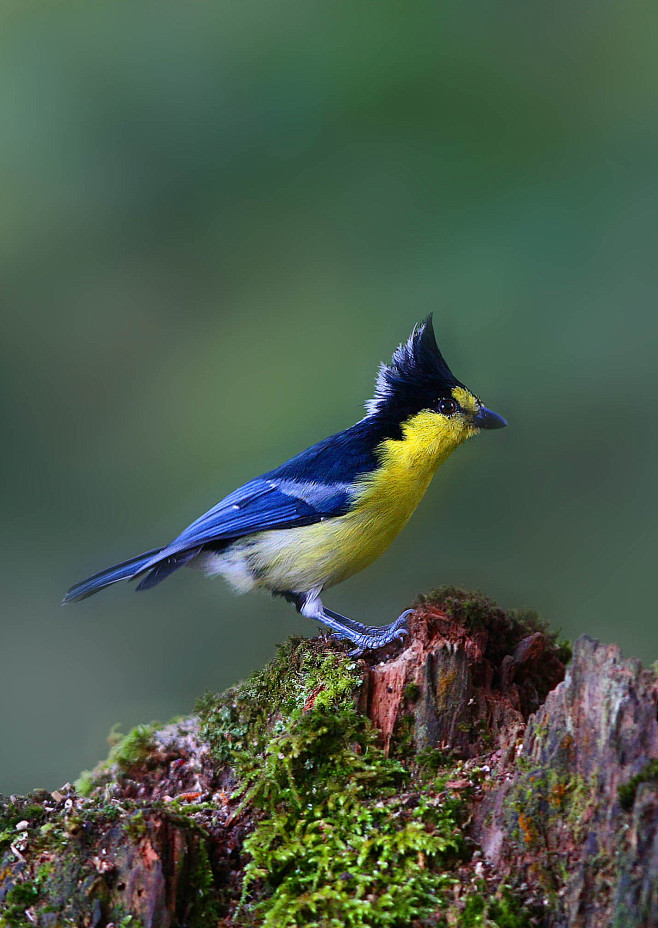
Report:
64,316,506,654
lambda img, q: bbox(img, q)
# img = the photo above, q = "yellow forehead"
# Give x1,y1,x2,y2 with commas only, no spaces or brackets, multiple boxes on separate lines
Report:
452,386,479,414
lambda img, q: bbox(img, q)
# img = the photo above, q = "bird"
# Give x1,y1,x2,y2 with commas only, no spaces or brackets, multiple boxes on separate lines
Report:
64,316,506,654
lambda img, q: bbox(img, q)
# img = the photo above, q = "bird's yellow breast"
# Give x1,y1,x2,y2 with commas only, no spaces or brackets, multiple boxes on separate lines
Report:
245,402,477,594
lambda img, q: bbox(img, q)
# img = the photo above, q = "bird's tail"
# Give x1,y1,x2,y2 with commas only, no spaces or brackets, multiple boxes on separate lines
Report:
62,547,165,604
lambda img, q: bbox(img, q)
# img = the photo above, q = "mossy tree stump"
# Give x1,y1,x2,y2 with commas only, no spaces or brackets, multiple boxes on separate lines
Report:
1,587,657,927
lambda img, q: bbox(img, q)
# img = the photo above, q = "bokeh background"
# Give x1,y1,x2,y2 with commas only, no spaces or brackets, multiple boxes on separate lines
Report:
2,1,657,794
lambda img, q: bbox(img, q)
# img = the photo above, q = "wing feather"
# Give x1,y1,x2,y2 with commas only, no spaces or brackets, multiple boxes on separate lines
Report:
156,477,353,559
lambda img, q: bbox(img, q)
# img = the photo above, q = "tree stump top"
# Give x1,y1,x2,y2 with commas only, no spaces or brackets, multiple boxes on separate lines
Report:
1,587,656,928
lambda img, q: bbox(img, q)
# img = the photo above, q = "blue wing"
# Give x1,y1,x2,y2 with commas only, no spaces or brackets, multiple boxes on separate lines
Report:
168,476,352,551
132,476,354,591
162,413,395,555
64,416,390,602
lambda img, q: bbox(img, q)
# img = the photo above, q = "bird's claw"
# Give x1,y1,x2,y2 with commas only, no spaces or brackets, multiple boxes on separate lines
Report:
327,608,414,656
347,645,365,657
392,610,412,633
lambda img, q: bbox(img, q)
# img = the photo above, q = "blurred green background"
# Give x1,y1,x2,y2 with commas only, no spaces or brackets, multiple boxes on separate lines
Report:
2,1,657,794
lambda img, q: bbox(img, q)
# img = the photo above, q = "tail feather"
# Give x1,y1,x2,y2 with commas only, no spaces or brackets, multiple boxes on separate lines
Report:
63,547,165,604
135,546,202,592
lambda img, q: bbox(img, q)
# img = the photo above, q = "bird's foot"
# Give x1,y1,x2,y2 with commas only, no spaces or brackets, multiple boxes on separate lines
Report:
292,590,413,657
325,608,412,657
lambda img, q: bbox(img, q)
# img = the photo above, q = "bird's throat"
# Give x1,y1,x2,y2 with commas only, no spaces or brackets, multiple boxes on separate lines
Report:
349,409,469,540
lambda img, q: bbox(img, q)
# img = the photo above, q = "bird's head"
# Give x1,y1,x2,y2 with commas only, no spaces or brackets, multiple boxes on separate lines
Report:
366,315,506,457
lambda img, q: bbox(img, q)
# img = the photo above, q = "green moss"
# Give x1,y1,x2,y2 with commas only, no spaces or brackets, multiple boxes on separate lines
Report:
73,769,95,797
487,886,533,927
420,585,501,632
618,759,658,811
0,877,43,928
124,810,147,841
0,863,60,928
194,633,547,926
197,636,471,926
389,712,415,759
70,722,160,795
456,882,532,927
460,892,487,925
17,805,45,823
422,879,533,928
106,723,157,772
556,638,572,666
459,892,487,928
0,800,48,851
0,803,45,832
418,587,571,668
239,705,465,927
196,636,360,768
415,748,453,774
564,774,595,841
187,838,222,928
403,682,420,702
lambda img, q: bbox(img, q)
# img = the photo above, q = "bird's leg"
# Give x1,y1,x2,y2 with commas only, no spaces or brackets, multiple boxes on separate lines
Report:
287,590,411,656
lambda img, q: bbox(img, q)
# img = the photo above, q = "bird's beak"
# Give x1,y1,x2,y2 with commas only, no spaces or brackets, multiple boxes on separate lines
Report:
473,406,507,430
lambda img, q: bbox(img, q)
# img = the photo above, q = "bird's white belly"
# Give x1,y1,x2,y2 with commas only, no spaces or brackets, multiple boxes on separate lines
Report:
200,520,366,595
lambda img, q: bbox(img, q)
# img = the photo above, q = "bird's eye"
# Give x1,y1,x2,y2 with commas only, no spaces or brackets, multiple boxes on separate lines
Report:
437,397,457,415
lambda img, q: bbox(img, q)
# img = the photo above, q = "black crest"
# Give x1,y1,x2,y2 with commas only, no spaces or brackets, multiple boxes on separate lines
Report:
365,316,465,419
